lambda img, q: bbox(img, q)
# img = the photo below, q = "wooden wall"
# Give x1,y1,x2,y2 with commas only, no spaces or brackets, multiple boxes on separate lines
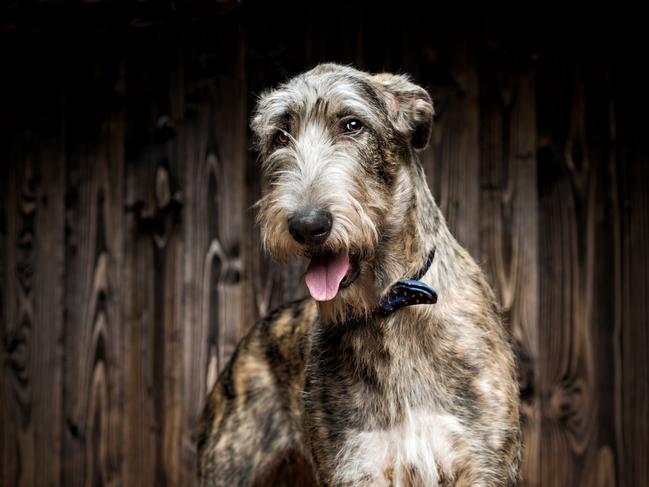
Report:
1,4,647,486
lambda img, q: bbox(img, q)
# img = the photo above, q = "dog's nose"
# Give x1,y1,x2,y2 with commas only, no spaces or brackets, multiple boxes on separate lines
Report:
287,208,333,246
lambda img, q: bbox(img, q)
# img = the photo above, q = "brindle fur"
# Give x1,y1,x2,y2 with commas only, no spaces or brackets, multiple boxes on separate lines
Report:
198,64,521,486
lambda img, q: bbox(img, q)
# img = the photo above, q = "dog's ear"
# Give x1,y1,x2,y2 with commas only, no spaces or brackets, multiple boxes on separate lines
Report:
373,73,434,150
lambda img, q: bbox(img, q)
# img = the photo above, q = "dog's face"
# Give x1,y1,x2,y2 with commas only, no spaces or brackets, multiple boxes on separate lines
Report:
252,64,433,315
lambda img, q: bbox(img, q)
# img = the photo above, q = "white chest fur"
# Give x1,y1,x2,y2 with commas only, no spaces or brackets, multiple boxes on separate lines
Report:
332,408,464,486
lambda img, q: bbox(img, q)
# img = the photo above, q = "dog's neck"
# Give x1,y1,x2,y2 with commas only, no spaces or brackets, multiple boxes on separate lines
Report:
376,159,446,287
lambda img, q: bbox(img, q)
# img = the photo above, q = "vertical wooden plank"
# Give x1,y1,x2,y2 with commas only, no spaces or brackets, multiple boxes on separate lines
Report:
0,71,7,487
536,58,589,487
1,43,65,487
581,47,623,487
61,41,126,487
612,38,649,487
180,20,246,483
478,43,540,485
121,32,185,487
201,27,246,366
159,46,188,487
536,44,619,485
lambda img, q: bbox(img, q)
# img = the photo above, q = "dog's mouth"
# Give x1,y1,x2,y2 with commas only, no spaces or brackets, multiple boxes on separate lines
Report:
304,251,361,301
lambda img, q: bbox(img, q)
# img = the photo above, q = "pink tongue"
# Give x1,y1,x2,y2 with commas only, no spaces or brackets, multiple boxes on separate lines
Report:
305,252,350,301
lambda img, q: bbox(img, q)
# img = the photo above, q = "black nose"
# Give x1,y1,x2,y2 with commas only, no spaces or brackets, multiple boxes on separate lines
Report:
287,208,333,246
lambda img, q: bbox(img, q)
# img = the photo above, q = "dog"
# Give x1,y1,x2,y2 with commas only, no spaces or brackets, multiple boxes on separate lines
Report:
198,63,521,486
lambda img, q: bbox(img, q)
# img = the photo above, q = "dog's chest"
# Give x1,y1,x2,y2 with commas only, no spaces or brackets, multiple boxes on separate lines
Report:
333,407,464,486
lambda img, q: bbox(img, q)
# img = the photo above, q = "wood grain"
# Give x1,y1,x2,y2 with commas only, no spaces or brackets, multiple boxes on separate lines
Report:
61,42,126,487
612,38,649,487
121,34,186,487
1,44,66,487
179,23,246,479
536,46,612,486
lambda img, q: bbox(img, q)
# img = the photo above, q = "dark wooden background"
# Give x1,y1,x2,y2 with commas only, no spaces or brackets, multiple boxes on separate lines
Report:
1,3,647,486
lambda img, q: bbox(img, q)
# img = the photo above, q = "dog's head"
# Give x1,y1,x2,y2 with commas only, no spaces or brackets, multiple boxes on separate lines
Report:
252,63,433,319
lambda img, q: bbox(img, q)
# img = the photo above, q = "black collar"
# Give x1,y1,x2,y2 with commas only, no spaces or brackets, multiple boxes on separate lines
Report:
344,248,438,324
376,248,437,316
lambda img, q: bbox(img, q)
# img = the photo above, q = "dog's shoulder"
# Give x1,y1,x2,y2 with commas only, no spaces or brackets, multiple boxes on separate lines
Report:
202,296,317,415
255,296,318,365
198,297,318,482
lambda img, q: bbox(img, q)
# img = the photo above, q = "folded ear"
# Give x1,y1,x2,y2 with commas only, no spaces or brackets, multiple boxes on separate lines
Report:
373,73,434,150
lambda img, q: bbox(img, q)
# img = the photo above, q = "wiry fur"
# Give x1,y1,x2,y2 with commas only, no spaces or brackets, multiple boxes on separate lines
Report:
198,64,521,486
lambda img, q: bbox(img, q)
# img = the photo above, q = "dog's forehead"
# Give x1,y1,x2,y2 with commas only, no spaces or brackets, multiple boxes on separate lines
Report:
297,66,376,101
264,67,386,122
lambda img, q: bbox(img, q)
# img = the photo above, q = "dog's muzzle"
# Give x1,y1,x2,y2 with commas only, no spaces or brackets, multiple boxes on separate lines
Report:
287,207,359,302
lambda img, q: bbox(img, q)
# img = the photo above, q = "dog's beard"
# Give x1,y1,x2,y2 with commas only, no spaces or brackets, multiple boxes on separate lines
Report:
258,214,381,321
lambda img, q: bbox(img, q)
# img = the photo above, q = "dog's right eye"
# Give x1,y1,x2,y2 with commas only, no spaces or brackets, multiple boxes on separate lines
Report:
275,130,290,145
342,119,363,135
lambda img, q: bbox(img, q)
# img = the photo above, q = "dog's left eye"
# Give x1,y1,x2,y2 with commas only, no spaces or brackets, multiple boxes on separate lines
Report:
342,119,363,135
275,130,290,145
